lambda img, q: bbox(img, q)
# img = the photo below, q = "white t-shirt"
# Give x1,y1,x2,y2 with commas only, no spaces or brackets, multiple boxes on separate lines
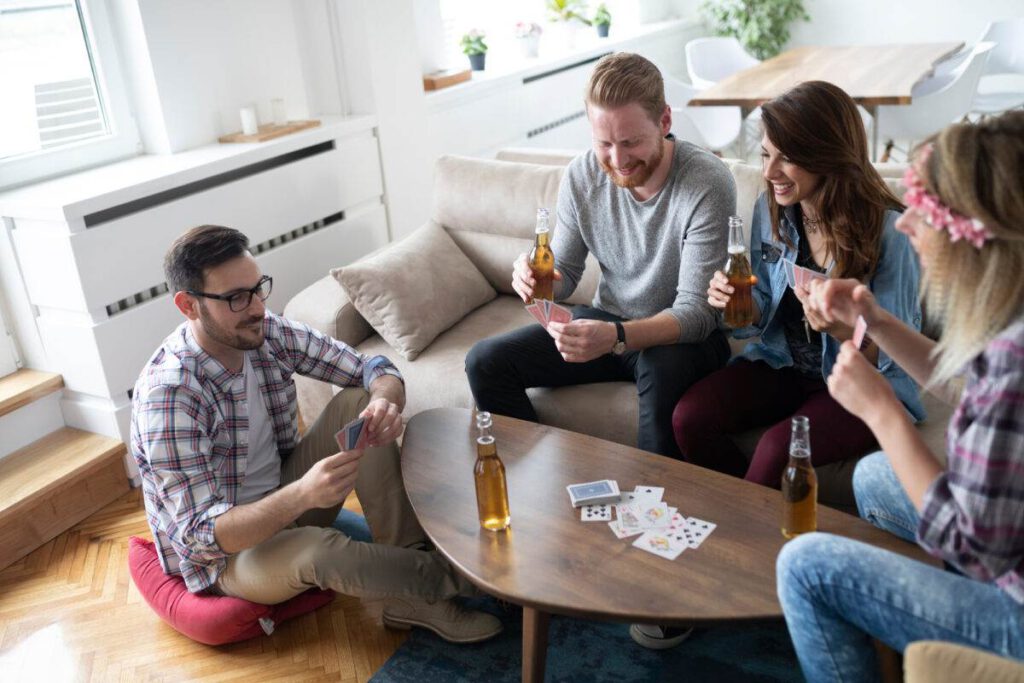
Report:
235,354,281,505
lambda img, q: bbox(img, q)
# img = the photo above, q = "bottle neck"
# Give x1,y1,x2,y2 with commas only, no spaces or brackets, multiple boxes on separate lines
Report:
728,219,744,250
534,227,550,247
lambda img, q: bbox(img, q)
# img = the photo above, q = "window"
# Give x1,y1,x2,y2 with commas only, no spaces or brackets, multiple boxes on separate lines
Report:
438,0,547,71
0,0,138,189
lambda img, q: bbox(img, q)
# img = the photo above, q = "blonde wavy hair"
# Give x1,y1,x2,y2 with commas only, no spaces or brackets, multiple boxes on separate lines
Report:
918,110,1024,385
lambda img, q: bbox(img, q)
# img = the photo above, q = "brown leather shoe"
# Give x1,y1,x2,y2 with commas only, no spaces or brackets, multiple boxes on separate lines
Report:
382,597,503,643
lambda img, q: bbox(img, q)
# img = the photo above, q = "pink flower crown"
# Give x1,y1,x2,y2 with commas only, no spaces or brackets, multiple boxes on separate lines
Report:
902,144,992,249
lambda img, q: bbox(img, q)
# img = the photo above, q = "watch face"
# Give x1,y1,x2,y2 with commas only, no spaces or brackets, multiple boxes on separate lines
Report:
612,341,626,355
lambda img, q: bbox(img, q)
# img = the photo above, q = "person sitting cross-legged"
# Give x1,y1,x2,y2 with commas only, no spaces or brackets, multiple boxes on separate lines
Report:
131,224,501,643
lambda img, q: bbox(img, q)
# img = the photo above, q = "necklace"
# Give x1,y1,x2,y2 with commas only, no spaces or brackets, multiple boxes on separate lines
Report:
803,215,821,234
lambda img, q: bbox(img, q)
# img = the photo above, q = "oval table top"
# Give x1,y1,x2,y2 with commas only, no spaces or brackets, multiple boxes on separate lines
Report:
401,408,934,625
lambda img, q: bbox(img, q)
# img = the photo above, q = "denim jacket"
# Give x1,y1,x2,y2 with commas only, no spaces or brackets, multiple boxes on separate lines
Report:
732,193,925,422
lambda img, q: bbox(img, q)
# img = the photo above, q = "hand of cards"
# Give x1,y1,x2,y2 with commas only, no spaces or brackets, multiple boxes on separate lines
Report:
569,481,717,561
783,259,827,291
334,416,369,452
525,299,572,328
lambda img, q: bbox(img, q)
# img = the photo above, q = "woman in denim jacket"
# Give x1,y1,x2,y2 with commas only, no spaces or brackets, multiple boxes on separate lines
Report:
672,81,923,487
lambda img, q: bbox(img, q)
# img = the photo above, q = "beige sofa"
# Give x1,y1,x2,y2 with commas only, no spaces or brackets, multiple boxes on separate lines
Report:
284,151,951,510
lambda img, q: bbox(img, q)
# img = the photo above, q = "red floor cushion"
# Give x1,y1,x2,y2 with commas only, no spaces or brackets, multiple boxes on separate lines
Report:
128,536,333,645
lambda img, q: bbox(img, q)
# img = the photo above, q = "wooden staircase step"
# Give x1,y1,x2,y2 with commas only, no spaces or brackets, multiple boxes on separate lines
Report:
0,368,63,417
0,427,130,571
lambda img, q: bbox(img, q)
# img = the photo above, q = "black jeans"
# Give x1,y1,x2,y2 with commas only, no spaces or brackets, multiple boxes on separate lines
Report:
465,305,730,459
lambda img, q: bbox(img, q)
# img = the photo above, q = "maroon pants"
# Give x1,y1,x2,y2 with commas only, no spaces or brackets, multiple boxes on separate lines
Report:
671,359,877,487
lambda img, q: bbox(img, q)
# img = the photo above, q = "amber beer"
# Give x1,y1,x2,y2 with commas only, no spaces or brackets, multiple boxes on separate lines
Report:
529,207,555,303
724,215,755,328
781,416,817,538
473,411,511,531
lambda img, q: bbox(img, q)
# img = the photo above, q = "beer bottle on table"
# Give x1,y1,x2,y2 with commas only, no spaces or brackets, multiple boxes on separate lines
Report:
723,215,755,328
529,207,555,303
474,411,510,532
781,416,817,538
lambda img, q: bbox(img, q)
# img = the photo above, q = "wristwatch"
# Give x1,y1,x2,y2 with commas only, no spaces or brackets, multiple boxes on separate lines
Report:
611,321,627,355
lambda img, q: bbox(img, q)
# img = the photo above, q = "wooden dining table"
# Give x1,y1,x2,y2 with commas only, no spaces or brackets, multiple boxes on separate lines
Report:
688,42,964,158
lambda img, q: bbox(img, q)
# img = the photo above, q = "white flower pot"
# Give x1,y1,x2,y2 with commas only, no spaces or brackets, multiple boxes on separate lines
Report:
518,35,540,59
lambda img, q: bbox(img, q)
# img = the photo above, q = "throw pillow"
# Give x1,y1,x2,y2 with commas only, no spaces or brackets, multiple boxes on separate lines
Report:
332,222,496,360
127,537,333,645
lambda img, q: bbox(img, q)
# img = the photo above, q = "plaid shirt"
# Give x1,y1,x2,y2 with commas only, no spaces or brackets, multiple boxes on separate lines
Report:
918,318,1024,605
130,313,402,593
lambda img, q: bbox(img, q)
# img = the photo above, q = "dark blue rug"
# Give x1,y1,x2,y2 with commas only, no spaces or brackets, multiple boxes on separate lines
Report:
334,511,802,683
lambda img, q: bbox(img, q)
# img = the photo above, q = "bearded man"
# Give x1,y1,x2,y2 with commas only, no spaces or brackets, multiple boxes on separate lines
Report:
466,51,737,460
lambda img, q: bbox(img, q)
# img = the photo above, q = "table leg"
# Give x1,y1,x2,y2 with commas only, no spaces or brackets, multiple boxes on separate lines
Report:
522,607,551,683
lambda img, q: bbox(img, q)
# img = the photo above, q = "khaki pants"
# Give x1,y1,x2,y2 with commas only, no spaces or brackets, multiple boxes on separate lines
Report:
216,389,474,605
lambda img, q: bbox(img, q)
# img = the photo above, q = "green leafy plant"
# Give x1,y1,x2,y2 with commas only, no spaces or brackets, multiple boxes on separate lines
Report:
546,0,591,25
593,3,611,27
700,0,810,60
459,29,488,56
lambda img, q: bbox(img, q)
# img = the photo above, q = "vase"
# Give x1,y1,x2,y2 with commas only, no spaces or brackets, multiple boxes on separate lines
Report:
468,53,486,71
596,23,609,38
518,35,540,59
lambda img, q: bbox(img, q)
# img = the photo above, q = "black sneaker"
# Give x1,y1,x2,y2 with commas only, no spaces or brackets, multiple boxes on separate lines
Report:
629,624,694,650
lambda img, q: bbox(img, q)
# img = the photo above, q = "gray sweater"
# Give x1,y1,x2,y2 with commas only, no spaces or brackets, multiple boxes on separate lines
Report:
552,139,737,343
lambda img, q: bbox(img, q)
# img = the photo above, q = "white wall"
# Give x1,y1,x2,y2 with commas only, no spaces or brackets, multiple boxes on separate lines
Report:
790,1,1021,47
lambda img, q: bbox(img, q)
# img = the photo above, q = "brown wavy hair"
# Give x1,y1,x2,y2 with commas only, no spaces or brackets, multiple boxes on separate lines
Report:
760,81,903,280
584,52,666,124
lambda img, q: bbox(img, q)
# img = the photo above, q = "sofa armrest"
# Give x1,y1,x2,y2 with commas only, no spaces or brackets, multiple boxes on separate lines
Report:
904,641,1024,683
283,274,373,347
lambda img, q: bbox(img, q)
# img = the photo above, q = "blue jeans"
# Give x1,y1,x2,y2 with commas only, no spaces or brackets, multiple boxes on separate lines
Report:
776,452,1024,683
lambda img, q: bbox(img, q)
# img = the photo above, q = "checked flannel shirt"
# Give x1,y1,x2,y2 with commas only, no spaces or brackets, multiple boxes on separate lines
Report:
130,313,402,593
917,318,1024,604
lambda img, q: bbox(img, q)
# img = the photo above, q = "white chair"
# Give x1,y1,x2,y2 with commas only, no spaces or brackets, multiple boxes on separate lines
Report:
973,19,1024,114
875,42,995,152
664,77,741,154
685,37,760,90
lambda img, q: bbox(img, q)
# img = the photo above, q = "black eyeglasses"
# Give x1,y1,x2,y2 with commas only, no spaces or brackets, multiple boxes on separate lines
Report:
188,275,273,312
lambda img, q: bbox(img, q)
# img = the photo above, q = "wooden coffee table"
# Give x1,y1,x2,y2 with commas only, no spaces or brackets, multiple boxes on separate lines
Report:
401,408,934,682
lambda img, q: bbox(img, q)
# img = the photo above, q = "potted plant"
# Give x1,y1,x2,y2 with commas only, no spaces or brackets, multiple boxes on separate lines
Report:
593,3,611,38
460,29,488,71
515,21,543,59
701,0,810,60
545,0,590,49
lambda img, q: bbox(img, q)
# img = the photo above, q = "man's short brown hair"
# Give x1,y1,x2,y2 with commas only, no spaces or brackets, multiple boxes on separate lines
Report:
584,52,666,123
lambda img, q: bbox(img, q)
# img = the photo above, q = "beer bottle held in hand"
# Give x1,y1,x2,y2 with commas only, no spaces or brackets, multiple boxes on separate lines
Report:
781,416,818,538
529,207,555,303
723,215,755,328
474,411,511,531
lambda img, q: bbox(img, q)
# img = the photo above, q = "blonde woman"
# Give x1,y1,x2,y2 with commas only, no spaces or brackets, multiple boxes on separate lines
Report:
775,111,1024,682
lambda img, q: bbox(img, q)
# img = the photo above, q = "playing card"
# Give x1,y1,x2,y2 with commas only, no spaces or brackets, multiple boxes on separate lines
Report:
525,302,547,327
632,530,688,560
630,501,671,529
548,302,572,324
542,298,552,322
608,519,643,539
783,259,796,288
342,417,367,450
794,264,827,290
681,516,717,549
632,485,664,502
581,503,612,522
852,315,868,350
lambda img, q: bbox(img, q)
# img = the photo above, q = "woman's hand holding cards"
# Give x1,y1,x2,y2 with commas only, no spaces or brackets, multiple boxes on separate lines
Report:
808,278,882,328
826,339,899,428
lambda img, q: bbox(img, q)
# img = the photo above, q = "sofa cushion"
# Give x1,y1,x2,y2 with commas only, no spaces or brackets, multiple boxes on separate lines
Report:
332,222,496,361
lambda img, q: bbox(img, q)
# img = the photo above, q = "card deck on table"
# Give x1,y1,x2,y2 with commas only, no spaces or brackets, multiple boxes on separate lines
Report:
581,503,612,522
632,529,688,560
852,315,868,350
566,479,621,507
681,516,717,549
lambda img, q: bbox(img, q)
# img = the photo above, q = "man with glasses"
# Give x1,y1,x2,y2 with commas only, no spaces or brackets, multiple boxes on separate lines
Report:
130,225,501,643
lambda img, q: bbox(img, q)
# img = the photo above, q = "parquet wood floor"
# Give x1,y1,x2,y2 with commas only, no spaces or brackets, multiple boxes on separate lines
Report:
0,489,407,682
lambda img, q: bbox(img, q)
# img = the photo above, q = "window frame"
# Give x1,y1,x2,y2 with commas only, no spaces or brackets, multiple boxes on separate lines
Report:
0,0,140,191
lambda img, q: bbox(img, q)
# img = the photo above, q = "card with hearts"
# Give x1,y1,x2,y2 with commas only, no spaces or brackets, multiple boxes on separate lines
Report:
632,529,687,560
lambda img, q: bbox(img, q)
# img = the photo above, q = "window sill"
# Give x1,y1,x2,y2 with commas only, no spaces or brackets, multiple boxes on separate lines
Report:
0,114,377,224
425,18,701,113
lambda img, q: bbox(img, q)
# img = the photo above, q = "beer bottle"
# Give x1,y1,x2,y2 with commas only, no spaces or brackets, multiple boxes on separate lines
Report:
781,416,817,538
473,411,511,532
723,215,755,328
529,208,555,303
